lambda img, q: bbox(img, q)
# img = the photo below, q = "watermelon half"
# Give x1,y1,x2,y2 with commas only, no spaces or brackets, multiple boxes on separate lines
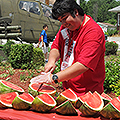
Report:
55,100,78,115
0,92,18,108
100,97,120,119
0,80,24,94
56,88,78,106
31,93,56,112
74,91,93,109
79,91,104,116
12,93,34,110
101,92,112,106
28,83,56,97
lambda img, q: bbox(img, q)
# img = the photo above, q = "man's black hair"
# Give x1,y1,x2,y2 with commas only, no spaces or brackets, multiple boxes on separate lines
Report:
52,0,84,20
43,24,48,29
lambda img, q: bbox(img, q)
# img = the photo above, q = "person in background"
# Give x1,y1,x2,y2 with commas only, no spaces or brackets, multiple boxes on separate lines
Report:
37,24,49,63
31,0,105,97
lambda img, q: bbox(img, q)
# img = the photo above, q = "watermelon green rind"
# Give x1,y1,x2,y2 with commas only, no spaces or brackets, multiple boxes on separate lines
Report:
100,102,120,118
12,98,30,110
55,100,78,115
0,80,24,94
56,88,78,106
79,103,97,116
0,92,19,108
31,94,56,112
28,83,39,97
100,97,120,119
12,96,31,110
74,99,83,109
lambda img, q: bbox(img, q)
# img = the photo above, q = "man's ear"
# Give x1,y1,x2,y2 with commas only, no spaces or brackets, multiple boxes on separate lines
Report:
74,9,78,16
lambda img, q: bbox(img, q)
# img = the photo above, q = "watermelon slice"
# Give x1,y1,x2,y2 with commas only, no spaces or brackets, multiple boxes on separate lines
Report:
31,93,56,112
79,91,104,116
56,88,78,106
55,100,78,115
100,97,120,119
12,93,34,110
0,80,24,94
74,91,93,109
28,83,56,97
101,92,112,106
0,92,18,108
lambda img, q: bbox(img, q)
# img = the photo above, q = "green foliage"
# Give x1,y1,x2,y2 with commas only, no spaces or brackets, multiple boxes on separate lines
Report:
9,44,33,69
105,28,118,36
2,40,15,57
105,41,118,55
0,56,5,64
53,59,60,74
111,80,120,97
2,41,45,70
104,18,117,26
32,47,45,69
104,54,120,95
83,0,119,23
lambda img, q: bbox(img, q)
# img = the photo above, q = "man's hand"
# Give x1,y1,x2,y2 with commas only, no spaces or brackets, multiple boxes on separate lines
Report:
30,72,52,84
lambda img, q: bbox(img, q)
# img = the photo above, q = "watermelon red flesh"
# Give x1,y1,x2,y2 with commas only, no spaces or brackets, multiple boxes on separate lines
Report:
37,93,55,105
79,91,93,103
74,91,92,109
62,88,77,100
18,93,34,103
30,83,55,93
0,92,18,107
111,97,120,112
101,92,112,101
82,91,103,111
0,80,24,92
92,91,103,108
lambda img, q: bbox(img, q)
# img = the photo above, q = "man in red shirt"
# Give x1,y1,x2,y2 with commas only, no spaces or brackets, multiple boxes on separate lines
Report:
30,0,105,96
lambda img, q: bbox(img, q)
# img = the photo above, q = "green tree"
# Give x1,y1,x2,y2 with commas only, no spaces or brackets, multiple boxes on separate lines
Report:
86,0,119,23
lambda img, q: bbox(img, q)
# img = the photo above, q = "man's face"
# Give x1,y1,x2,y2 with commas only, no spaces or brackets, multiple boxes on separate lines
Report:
58,12,81,31
45,26,48,31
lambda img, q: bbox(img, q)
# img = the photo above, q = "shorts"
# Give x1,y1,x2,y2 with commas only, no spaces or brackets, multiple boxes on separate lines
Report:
39,42,48,54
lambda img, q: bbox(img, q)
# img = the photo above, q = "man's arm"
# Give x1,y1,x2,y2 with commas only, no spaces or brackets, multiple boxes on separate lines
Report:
50,62,89,82
45,49,60,72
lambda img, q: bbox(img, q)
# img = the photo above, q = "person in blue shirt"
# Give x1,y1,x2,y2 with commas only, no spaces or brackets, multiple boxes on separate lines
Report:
37,24,48,62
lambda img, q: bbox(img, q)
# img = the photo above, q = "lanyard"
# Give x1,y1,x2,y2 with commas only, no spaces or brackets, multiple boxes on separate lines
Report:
67,14,86,55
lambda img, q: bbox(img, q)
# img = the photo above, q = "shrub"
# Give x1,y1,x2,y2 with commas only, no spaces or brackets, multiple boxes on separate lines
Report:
32,47,45,69
2,40,15,57
105,41,118,55
104,54,120,94
9,44,33,69
8,44,45,69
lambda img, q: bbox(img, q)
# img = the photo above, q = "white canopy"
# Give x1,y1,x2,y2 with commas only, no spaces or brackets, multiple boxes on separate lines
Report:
108,6,120,13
